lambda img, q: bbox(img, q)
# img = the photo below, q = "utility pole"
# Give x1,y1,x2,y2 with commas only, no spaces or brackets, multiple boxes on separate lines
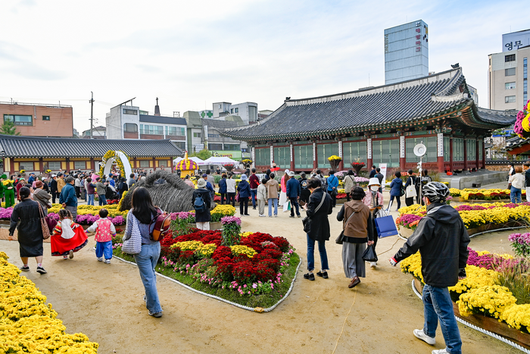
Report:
89,92,94,139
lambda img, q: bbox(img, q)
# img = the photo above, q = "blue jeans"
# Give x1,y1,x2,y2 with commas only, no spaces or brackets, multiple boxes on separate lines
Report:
423,284,462,354
268,198,278,216
306,234,329,272
98,194,107,206
95,241,112,260
510,187,522,203
250,189,257,208
87,193,95,205
134,242,162,314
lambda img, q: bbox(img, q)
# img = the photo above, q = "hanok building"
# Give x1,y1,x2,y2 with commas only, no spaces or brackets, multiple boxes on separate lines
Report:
0,135,183,175
222,68,516,174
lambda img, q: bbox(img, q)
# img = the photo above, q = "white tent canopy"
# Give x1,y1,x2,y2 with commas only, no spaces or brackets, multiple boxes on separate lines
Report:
203,156,239,165
173,157,207,165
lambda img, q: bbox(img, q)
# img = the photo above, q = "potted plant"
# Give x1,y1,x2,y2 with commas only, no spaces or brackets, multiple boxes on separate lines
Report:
351,161,365,175
223,163,236,172
327,155,342,170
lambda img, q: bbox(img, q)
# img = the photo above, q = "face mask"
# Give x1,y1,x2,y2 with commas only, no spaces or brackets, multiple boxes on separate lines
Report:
370,186,379,191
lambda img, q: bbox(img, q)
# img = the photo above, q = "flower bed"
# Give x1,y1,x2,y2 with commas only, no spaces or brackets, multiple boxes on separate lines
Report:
401,248,530,341
450,188,523,201
396,202,530,231
0,252,99,352
113,218,299,310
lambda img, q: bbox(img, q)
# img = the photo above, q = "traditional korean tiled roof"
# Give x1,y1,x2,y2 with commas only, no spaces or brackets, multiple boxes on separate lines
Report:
0,135,183,158
222,67,516,142
506,136,528,151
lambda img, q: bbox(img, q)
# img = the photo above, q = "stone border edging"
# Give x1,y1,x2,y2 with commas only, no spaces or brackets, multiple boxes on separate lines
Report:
113,254,302,313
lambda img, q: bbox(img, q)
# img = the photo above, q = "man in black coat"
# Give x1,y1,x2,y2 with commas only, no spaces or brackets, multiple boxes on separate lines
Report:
389,182,469,354
50,175,58,204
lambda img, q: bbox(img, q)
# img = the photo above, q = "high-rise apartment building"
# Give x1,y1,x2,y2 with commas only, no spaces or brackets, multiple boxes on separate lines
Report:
384,20,429,84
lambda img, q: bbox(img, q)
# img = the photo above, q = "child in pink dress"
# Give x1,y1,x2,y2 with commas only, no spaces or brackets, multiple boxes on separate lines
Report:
86,208,116,264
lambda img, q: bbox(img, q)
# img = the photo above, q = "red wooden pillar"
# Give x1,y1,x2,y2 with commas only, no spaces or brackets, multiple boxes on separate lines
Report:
290,143,295,171
399,135,406,172
463,138,468,171
437,133,444,173
39,157,44,174
66,158,70,173
449,137,454,172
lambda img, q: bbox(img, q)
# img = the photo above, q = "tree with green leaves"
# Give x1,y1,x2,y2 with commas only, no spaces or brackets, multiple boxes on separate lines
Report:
191,149,212,160
0,120,20,135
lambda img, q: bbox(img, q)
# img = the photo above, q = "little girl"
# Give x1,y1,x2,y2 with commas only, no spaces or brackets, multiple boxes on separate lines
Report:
51,209,88,259
86,208,116,264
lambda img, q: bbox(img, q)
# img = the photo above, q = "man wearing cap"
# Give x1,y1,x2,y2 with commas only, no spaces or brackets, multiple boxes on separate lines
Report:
286,171,301,218
50,175,58,204
28,173,36,184
59,176,78,221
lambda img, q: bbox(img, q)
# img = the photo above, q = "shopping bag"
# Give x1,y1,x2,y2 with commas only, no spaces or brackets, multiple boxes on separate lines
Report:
406,185,417,198
374,215,398,238
287,201,291,211
362,244,378,262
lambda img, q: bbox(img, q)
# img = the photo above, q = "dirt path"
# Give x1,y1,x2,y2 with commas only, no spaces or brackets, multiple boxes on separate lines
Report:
1,205,521,354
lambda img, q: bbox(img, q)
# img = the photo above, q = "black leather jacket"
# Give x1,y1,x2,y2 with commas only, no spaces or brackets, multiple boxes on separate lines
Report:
394,202,470,287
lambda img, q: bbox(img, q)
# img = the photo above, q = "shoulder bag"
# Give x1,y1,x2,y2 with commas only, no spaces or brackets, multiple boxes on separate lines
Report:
335,208,356,244
405,177,417,198
122,215,142,255
302,192,327,233
38,203,51,240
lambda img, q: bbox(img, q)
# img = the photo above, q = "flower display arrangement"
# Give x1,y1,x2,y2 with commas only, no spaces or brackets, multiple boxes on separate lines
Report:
397,202,530,230
0,252,99,352
114,228,299,308
45,169,52,174
400,248,530,335
514,99,530,139
327,155,342,170
509,232,530,258
241,159,253,168
223,163,236,172
99,149,130,178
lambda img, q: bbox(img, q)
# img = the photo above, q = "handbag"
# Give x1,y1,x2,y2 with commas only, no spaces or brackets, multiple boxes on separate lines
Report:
336,209,356,244
374,215,399,238
38,204,51,240
302,192,327,233
235,193,240,202
406,184,417,198
362,244,378,262
122,215,142,255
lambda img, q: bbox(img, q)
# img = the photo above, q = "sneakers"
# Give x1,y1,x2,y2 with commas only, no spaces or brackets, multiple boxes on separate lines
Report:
370,262,377,269
69,250,74,259
259,214,266,217
289,215,295,218
413,329,435,345
303,273,315,281
36,266,47,274
148,311,163,318
20,265,30,272
431,349,448,354
97,257,103,262
104,259,111,264
63,256,69,260
348,276,360,288
316,271,329,279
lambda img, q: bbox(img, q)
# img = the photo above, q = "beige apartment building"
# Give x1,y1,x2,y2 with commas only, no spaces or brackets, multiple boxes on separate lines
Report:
488,46,530,111
0,101,74,137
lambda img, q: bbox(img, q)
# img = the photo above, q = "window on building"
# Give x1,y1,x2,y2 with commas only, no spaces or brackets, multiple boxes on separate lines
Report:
123,109,138,115
224,144,240,151
230,109,233,114
294,145,313,169
166,126,185,136
478,139,483,161
42,115,50,121
235,108,239,113
274,146,290,168
505,68,516,76
193,132,201,138
4,114,33,126
74,161,86,170
317,143,338,168
172,141,185,150
140,124,163,135
47,162,61,170
124,123,138,132
19,162,34,171
505,95,516,103
505,54,516,62
372,139,399,167
255,147,269,166
342,141,367,167
466,139,476,161
406,137,437,163
139,160,150,168
505,82,516,90
208,143,223,150
443,137,450,162
208,133,220,138
452,138,464,161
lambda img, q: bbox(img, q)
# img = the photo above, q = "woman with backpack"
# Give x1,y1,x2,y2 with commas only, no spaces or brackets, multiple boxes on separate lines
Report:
193,179,211,230
125,187,163,318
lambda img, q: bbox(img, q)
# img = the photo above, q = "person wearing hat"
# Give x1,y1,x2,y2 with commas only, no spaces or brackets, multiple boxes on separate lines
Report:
237,174,251,216
193,178,211,230
33,180,52,215
16,177,26,202
286,171,301,218
28,172,36,184
363,177,384,268
337,187,375,288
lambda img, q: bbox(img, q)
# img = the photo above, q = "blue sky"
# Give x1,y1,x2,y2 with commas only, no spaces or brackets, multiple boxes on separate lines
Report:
0,0,528,133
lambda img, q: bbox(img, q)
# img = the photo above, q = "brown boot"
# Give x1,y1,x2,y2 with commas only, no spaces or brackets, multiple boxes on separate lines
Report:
348,276,360,288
